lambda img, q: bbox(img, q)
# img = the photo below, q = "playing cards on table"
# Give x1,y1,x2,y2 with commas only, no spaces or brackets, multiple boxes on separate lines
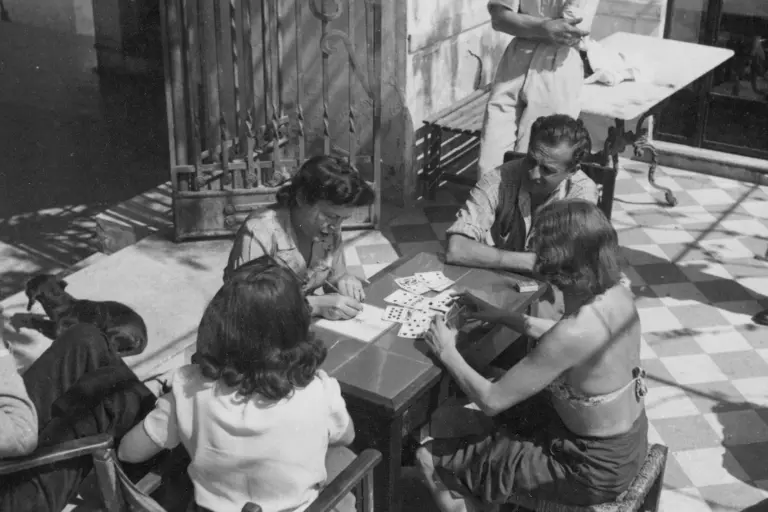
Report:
384,271,458,339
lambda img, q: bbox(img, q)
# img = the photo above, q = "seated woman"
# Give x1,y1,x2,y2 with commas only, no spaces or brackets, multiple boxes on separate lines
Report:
225,155,376,321
118,256,357,512
1,320,156,512
417,199,647,511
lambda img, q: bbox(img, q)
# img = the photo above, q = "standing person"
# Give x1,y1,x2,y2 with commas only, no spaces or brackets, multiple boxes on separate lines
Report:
225,155,376,321
119,257,357,512
477,0,600,178
0,321,156,512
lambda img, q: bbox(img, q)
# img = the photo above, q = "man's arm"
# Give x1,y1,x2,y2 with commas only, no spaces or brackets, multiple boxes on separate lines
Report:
446,234,537,273
445,169,536,272
488,3,589,45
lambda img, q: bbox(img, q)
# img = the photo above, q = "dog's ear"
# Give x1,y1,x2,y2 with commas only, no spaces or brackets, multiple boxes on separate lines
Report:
26,293,38,311
57,279,69,290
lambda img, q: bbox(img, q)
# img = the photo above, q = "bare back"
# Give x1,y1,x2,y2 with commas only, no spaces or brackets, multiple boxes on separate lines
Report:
552,285,645,437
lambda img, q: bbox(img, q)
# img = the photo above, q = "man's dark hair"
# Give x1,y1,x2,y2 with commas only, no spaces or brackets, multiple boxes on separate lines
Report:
530,114,593,166
193,255,326,401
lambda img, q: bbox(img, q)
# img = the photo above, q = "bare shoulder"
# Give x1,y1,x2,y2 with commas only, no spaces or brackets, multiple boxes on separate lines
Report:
552,286,636,351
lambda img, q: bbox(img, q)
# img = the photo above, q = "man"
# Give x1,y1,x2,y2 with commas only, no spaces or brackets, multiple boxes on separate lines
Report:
477,0,600,177
446,114,598,275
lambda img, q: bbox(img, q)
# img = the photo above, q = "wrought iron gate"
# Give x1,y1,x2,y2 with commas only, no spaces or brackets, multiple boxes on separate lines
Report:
160,0,382,241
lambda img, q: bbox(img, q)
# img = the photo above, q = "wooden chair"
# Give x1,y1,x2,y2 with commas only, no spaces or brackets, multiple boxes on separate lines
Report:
0,434,125,511
0,435,381,512
503,151,617,220
506,444,668,512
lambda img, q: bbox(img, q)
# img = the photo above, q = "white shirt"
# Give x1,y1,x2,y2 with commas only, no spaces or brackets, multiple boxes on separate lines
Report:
141,365,351,512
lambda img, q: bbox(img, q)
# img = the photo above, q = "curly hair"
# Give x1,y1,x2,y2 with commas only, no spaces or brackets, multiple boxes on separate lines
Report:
529,114,593,167
530,199,623,296
276,155,376,208
193,255,326,401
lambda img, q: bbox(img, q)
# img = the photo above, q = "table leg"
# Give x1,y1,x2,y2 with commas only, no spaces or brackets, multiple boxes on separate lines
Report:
601,117,678,207
349,402,404,512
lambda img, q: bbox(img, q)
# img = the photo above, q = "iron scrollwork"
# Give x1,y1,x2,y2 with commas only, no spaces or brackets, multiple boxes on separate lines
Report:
310,0,374,101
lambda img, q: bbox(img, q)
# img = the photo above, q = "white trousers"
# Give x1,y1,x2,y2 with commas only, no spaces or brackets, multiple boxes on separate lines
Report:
477,38,584,178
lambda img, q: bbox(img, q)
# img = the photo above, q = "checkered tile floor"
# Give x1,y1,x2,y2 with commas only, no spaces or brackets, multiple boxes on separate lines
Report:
342,160,768,512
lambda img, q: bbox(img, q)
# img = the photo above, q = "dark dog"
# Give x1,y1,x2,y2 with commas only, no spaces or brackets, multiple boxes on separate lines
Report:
11,274,148,357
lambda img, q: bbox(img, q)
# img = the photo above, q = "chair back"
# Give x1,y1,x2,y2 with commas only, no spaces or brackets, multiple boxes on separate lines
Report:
502,151,616,219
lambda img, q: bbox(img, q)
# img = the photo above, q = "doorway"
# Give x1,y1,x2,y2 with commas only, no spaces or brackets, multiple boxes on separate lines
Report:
656,0,768,158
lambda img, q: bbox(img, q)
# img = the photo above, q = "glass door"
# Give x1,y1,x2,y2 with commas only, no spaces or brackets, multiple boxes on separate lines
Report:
657,0,768,158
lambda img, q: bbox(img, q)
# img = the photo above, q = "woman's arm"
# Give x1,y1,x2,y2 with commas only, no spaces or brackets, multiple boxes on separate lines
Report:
496,311,556,340
440,315,603,416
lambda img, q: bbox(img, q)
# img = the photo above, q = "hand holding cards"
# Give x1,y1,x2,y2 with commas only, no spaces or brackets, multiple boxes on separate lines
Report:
384,271,458,339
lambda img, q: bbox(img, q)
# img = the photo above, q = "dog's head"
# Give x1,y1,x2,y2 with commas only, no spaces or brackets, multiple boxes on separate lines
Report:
25,274,69,311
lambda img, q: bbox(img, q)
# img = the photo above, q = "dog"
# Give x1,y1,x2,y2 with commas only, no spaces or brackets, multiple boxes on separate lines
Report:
11,274,148,357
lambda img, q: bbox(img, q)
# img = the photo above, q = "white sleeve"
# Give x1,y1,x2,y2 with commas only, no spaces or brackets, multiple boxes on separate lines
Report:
318,371,352,444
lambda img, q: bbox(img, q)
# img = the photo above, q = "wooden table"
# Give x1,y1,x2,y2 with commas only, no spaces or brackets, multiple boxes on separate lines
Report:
421,33,734,206
580,32,734,206
313,252,547,512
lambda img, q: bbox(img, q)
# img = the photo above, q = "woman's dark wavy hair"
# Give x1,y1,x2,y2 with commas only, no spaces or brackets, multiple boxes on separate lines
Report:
529,114,592,167
276,155,375,208
192,255,326,401
530,199,623,296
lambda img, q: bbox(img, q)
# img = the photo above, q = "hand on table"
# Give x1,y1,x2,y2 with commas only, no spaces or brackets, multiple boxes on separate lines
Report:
542,18,589,47
335,274,366,302
425,314,458,359
451,292,503,324
311,294,363,321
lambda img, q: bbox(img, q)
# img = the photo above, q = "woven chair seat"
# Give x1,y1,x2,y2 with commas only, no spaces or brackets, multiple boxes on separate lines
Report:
507,444,668,512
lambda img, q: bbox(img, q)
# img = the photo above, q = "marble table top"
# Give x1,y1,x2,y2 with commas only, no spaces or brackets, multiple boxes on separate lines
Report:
581,32,734,120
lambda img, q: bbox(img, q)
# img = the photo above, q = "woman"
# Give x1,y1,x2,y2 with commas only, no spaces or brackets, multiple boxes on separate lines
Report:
120,256,356,512
417,199,647,511
225,155,375,321
478,0,600,177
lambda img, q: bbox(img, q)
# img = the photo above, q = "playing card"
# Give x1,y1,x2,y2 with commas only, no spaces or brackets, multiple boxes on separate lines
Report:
383,306,425,323
394,276,431,295
397,311,432,339
426,289,457,313
445,302,467,330
384,289,430,310
415,271,455,292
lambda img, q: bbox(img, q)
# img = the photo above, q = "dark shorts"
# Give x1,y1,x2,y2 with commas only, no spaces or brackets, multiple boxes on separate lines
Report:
430,397,648,507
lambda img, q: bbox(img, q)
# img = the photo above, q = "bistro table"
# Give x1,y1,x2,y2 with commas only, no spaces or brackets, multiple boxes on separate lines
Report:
313,252,548,512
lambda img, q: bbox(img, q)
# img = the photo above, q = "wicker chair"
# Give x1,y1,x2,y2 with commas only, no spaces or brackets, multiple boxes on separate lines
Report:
507,444,668,512
502,151,617,220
